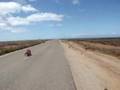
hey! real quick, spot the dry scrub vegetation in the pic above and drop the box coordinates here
[0,40,46,55]
[67,38,120,58]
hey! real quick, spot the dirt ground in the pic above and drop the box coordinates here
[72,41,120,58]
[61,41,120,90]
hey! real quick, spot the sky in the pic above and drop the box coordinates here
[0,0,120,41]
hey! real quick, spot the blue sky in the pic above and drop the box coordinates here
[0,0,120,41]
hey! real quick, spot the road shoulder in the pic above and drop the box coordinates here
[60,41,120,90]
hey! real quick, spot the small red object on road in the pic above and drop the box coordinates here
[24,49,32,56]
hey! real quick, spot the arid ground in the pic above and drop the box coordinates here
[0,40,45,55]
[62,38,120,90]
[0,39,120,90]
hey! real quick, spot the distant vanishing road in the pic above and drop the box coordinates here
[0,41,76,90]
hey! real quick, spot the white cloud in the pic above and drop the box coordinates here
[7,17,30,26]
[0,2,64,33]
[72,0,80,5]
[22,5,38,12]
[0,23,7,27]
[27,13,64,22]
[0,25,27,33]
[0,2,37,15]
[6,13,64,26]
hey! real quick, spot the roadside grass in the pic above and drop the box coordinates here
[66,38,120,59]
[76,41,120,58]
[0,40,46,56]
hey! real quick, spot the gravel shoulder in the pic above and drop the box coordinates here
[61,41,120,90]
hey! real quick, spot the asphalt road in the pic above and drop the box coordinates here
[0,41,76,90]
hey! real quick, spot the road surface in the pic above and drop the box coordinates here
[0,41,76,90]
[1,40,120,90]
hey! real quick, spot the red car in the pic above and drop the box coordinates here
[24,49,32,56]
